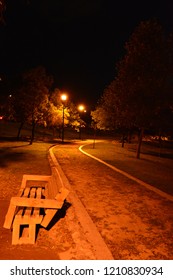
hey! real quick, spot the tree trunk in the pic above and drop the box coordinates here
[93,127,96,149]
[158,129,162,157]
[30,121,36,145]
[127,129,132,143]
[52,127,55,138]
[136,128,144,159]
[121,133,126,147]
[57,127,61,139]
[17,122,24,140]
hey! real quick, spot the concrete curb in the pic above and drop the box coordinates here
[79,144,173,203]
[48,145,114,260]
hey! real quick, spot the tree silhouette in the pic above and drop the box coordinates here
[92,19,173,157]
[14,66,53,144]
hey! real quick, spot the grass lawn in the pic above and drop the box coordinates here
[0,120,79,200]
[0,141,52,199]
[0,120,81,141]
[82,140,173,196]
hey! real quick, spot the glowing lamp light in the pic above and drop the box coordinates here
[78,105,85,112]
[61,94,67,102]
[60,93,68,143]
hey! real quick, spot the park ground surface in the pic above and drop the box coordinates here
[0,138,173,260]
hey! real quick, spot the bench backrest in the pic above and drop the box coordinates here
[47,167,64,199]
[41,167,69,228]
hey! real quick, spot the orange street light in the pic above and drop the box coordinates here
[61,94,67,102]
[78,104,86,112]
[61,93,68,143]
[78,104,86,139]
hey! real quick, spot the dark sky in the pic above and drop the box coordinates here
[1,0,173,108]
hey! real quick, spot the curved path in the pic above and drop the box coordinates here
[49,145,114,260]
[79,144,173,202]
[51,141,173,260]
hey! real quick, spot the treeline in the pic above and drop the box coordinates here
[91,19,173,158]
[1,66,83,144]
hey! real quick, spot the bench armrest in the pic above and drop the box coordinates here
[55,187,69,201]
[18,175,51,195]
[22,174,51,184]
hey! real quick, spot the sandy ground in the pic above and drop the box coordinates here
[0,140,173,260]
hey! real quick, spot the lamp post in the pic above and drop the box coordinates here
[78,104,86,139]
[61,93,67,143]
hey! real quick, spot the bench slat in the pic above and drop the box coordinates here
[16,187,31,217]
[24,188,36,216]
[33,187,42,216]
[11,196,65,209]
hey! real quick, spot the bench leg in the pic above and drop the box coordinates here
[12,220,37,245]
[41,209,58,228]
[3,203,17,229]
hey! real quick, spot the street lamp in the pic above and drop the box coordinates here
[78,105,85,112]
[61,93,67,143]
[78,104,86,139]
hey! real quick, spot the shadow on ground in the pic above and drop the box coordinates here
[45,200,71,231]
[0,147,29,168]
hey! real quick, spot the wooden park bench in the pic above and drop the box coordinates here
[3,167,69,245]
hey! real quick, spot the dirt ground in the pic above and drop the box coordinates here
[0,140,173,260]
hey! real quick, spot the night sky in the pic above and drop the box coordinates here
[1,0,173,108]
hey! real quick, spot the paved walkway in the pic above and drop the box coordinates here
[79,144,173,202]
[52,141,173,260]
[49,145,114,260]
